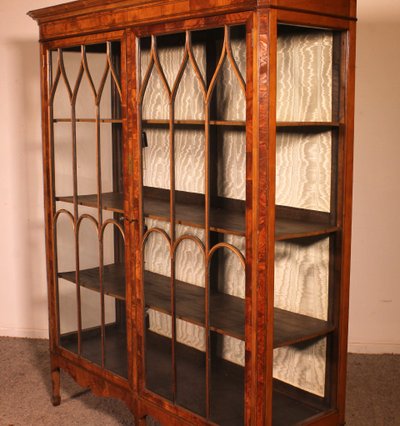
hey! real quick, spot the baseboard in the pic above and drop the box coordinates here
[0,327,48,339]
[348,341,400,354]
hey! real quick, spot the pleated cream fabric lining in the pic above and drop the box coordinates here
[276,131,332,212]
[277,30,333,122]
[140,28,333,397]
[274,29,333,396]
[274,238,329,396]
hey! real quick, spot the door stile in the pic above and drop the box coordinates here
[324,28,348,411]
[42,44,58,355]
[41,43,62,404]
[126,27,144,415]
[119,29,137,412]
[336,20,356,425]
[252,8,278,426]
[265,10,278,426]
[244,12,255,426]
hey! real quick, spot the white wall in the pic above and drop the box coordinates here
[348,0,400,353]
[0,0,61,338]
[0,1,399,353]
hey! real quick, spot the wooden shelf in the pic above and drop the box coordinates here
[56,191,337,240]
[60,327,328,424]
[56,191,245,236]
[145,331,328,425]
[142,119,245,127]
[145,330,244,423]
[274,308,334,348]
[56,192,124,214]
[276,121,341,128]
[53,118,338,128]
[144,271,244,340]
[272,388,327,426]
[53,118,123,124]
[144,193,245,236]
[60,325,127,378]
[59,263,126,300]
[276,218,338,241]
[144,270,333,346]
[143,120,340,129]
[59,265,333,346]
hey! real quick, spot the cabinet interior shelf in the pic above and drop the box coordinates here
[142,119,246,127]
[276,219,338,241]
[57,192,124,213]
[59,264,334,347]
[52,118,340,129]
[56,191,338,240]
[144,331,328,425]
[60,327,328,425]
[276,121,341,129]
[53,118,123,124]
[60,326,127,379]
[141,120,340,129]
[59,263,125,301]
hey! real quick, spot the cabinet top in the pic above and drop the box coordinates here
[28,0,356,40]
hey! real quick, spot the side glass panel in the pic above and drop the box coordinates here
[273,25,342,424]
[49,41,127,378]
[138,25,246,424]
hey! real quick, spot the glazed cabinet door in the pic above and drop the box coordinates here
[134,15,251,425]
[44,32,131,381]
[270,18,353,425]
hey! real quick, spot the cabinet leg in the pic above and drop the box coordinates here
[51,367,61,406]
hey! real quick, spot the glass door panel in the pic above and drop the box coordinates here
[138,22,247,423]
[49,40,127,378]
[273,24,343,424]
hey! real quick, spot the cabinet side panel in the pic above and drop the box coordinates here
[336,20,356,425]
[40,43,58,355]
[250,8,278,426]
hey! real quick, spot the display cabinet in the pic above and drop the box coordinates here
[29,1,356,424]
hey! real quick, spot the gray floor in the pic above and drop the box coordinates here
[0,337,399,425]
